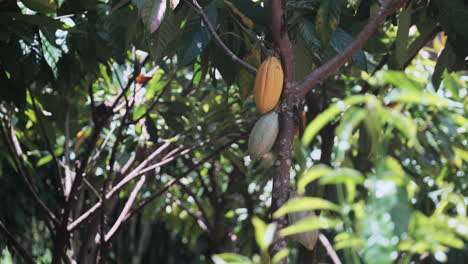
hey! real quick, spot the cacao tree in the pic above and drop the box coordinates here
[0,0,467,263]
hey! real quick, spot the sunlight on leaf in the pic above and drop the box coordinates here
[279,216,340,236]
[273,197,341,218]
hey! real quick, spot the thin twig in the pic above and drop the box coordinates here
[318,233,342,264]
[104,175,146,241]
[67,140,174,231]
[184,0,257,74]
[121,133,247,223]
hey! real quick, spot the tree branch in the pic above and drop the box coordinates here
[293,0,409,104]
[104,175,146,242]
[67,140,174,232]
[121,133,247,224]
[185,0,257,74]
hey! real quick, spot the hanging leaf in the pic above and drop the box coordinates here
[330,28,367,71]
[177,3,218,66]
[140,0,167,33]
[20,0,57,13]
[273,197,341,218]
[315,0,341,45]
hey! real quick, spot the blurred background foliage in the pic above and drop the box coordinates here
[0,0,467,263]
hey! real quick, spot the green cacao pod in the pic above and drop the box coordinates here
[248,112,279,160]
[254,56,284,113]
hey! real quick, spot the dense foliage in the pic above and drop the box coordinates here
[0,0,467,263]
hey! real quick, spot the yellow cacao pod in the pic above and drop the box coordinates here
[254,56,284,113]
[288,203,318,251]
[248,112,279,160]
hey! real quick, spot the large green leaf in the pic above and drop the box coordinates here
[176,3,218,66]
[302,95,371,145]
[273,197,341,218]
[279,216,340,236]
[330,28,367,71]
[20,0,57,13]
[315,0,342,45]
[140,0,167,33]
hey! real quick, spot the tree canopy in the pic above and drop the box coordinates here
[0,0,467,263]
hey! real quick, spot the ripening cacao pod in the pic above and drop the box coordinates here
[288,209,319,250]
[254,56,284,113]
[248,112,279,160]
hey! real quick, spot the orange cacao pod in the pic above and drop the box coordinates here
[254,56,284,113]
[248,112,279,160]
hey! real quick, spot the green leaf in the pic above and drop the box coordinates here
[335,107,366,163]
[297,166,332,195]
[302,95,371,145]
[383,71,423,92]
[40,30,62,78]
[145,69,165,99]
[273,197,341,218]
[386,109,423,151]
[36,154,53,167]
[140,0,167,33]
[393,5,412,69]
[385,90,456,108]
[315,0,341,45]
[20,0,57,13]
[279,216,340,236]
[148,6,181,60]
[272,249,290,264]
[442,70,461,99]
[334,232,365,250]
[3,13,64,28]
[133,104,148,120]
[252,217,276,252]
[212,253,253,264]
[177,3,218,66]
[297,18,321,55]
[331,28,367,71]
[320,168,364,185]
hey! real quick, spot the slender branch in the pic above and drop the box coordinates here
[293,0,409,103]
[0,220,35,264]
[270,0,296,260]
[67,140,173,231]
[185,0,257,74]
[104,175,146,241]
[318,233,342,264]
[122,134,247,223]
